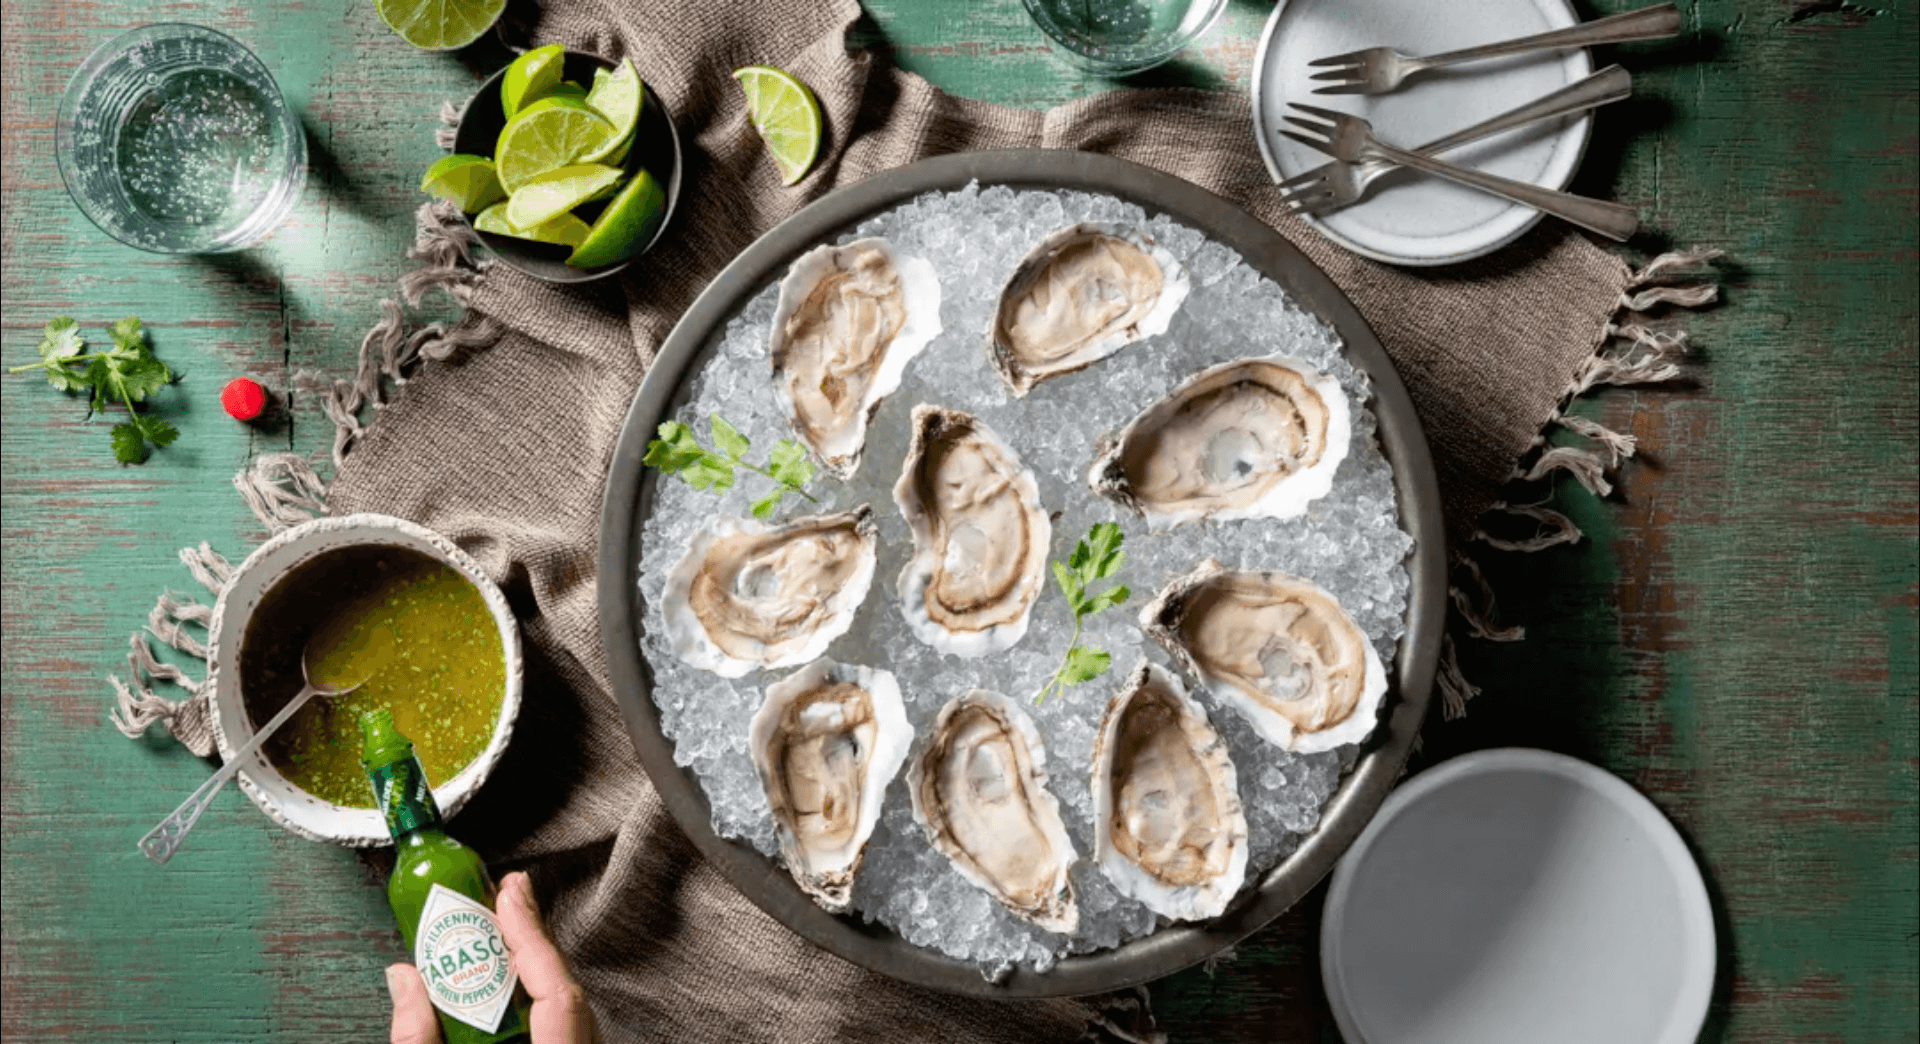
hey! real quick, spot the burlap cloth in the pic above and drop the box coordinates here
[109,0,1718,1039]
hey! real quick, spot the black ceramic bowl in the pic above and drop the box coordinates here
[598,151,1447,998]
[454,51,683,284]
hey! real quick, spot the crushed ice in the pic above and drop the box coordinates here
[635,185,1414,975]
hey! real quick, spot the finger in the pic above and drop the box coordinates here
[385,964,443,1044]
[496,873,599,1044]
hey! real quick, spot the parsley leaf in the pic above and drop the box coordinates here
[1036,522,1130,703]
[10,315,179,464]
[644,413,819,517]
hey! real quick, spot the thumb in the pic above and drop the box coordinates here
[385,963,443,1044]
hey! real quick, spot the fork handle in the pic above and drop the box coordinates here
[1417,65,1632,157]
[1422,4,1682,69]
[1364,139,1639,241]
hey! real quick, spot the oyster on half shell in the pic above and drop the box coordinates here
[750,658,913,912]
[659,507,878,678]
[1140,559,1387,754]
[893,405,1051,657]
[1089,355,1350,529]
[988,223,1190,397]
[1091,661,1248,922]
[770,238,943,479]
[908,689,1079,934]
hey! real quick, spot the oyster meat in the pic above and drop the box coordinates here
[1091,661,1248,922]
[1088,355,1350,529]
[908,689,1079,934]
[1140,559,1386,754]
[750,658,913,912]
[770,237,943,479]
[659,507,878,678]
[989,223,1190,397]
[893,405,1051,657]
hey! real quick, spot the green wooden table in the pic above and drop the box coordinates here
[3,2,1914,1041]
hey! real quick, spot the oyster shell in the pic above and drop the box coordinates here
[908,689,1079,934]
[770,237,943,479]
[1091,661,1248,922]
[659,507,878,678]
[1140,559,1386,754]
[1088,355,1351,529]
[750,658,913,912]
[893,405,1051,657]
[988,223,1190,397]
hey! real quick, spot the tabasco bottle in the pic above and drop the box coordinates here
[361,710,531,1044]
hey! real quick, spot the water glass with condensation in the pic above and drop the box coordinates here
[1022,0,1228,75]
[57,24,307,254]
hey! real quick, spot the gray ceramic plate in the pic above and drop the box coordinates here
[596,150,1445,998]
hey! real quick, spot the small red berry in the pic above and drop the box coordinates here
[221,377,268,422]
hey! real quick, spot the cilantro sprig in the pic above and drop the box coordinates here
[1035,521,1130,703]
[9,317,179,464]
[644,414,818,519]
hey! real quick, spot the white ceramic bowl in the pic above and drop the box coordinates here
[205,514,523,847]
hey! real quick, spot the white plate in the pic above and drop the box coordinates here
[1251,0,1594,266]
[1321,748,1716,1044]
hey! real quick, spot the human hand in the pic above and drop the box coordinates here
[386,871,599,1044]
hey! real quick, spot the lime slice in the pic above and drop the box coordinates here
[419,154,506,213]
[732,65,822,186]
[473,202,591,247]
[568,168,666,268]
[374,0,507,51]
[579,59,645,165]
[495,96,614,193]
[501,44,565,118]
[505,164,624,230]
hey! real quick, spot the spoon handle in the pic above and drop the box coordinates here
[138,685,319,864]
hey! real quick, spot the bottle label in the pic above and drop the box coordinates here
[414,883,518,1033]
[369,755,442,836]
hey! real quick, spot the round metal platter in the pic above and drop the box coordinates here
[596,149,1446,998]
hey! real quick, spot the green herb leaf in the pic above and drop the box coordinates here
[750,488,785,520]
[115,355,172,403]
[1058,646,1110,686]
[1081,583,1129,616]
[1051,560,1084,611]
[108,316,145,351]
[138,416,179,447]
[1080,521,1126,581]
[109,423,147,464]
[710,414,750,461]
[39,318,84,361]
[642,414,818,517]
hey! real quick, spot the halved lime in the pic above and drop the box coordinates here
[505,164,624,230]
[419,154,506,213]
[579,59,645,165]
[374,0,507,51]
[501,44,566,118]
[567,168,666,268]
[473,203,591,247]
[495,96,614,193]
[733,65,822,186]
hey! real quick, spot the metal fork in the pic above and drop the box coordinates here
[1281,104,1639,240]
[1276,65,1631,217]
[1308,4,1681,96]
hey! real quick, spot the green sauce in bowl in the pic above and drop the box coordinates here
[240,545,505,808]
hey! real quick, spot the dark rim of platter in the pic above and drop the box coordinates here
[596,149,1446,999]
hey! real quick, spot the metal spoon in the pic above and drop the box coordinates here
[139,624,384,864]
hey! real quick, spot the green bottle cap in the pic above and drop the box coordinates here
[359,708,410,769]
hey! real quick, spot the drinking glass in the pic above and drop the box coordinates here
[57,24,307,254]
[1021,0,1228,75]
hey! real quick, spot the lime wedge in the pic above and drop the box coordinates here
[505,164,624,230]
[732,65,822,186]
[579,60,645,165]
[495,96,614,193]
[419,154,506,213]
[374,0,506,51]
[473,203,591,247]
[501,44,565,118]
[568,168,667,268]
